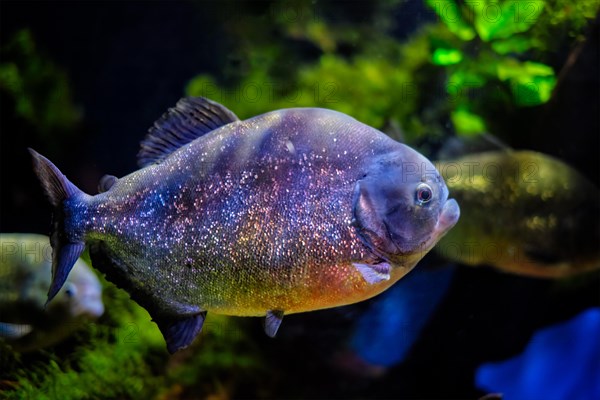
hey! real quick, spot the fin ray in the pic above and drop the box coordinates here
[47,242,86,303]
[29,149,86,303]
[353,262,391,284]
[29,149,79,207]
[264,310,284,337]
[154,312,207,354]
[137,97,239,167]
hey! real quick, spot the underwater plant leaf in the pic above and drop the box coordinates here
[510,74,557,106]
[0,63,21,93]
[451,108,487,136]
[495,59,556,105]
[305,21,337,53]
[491,35,537,54]
[496,58,525,80]
[432,48,463,65]
[496,59,554,80]
[0,30,81,135]
[469,0,545,42]
[448,70,486,89]
[522,61,555,77]
[425,0,476,41]
[446,70,486,105]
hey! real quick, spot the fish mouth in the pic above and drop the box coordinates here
[435,198,460,237]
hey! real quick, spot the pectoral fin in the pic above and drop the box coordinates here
[264,310,284,338]
[353,262,391,284]
[154,312,207,354]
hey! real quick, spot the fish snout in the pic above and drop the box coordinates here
[81,295,105,318]
[71,284,105,319]
[436,198,460,236]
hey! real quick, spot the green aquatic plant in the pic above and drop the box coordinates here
[187,0,597,145]
[187,26,435,143]
[426,0,554,135]
[157,315,266,399]
[424,0,599,136]
[186,0,442,143]
[2,274,166,399]
[2,260,264,400]
[529,0,600,45]
[0,29,81,137]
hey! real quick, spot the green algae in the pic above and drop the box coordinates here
[1,255,265,400]
[0,30,81,138]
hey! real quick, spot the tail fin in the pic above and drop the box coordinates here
[29,149,86,303]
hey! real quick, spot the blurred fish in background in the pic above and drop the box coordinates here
[0,234,104,352]
[435,150,600,278]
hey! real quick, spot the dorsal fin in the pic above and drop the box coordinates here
[137,97,239,167]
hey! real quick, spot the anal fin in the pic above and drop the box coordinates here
[353,262,391,284]
[154,312,207,354]
[264,310,284,338]
[89,241,206,354]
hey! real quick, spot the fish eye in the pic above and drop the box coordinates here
[415,183,433,206]
[64,284,77,298]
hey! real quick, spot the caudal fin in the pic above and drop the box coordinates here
[29,148,86,303]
